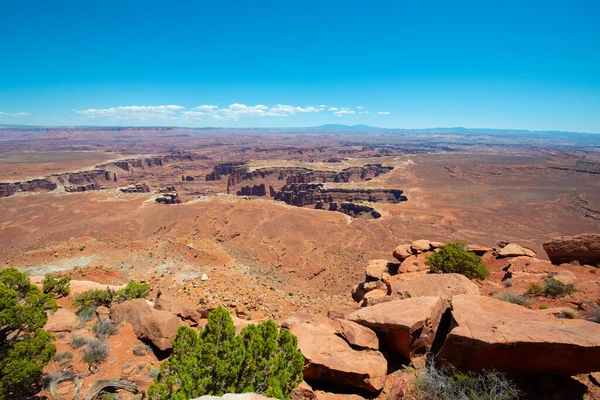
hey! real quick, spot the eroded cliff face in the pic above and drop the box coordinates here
[274,183,407,207]
[99,154,196,171]
[0,154,199,198]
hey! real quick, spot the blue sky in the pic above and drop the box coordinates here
[1,1,599,132]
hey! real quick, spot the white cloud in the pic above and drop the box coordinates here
[333,109,356,117]
[0,111,30,117]
[377,111,390,115]
[76,105,184,119]
[75,103,374,121]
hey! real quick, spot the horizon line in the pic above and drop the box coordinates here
[1,123,599,135]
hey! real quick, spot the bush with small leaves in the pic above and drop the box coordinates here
[526,283,543,295]
[416,364,521,400]
[82,339,109,367]
[42,275,71,298]
[72,336,87,349]
[133,345,147,357]
[426,242,489,280]
[494,292,530,306]
[77,305,97,322]
[543,279,577,298]
[147,367,160,378]
[117,280,150,302]
[92,319,119,338]
[558,308,578,319]
[74,289,115,309]
[539,304,549,310]
[588,307,600,324]
[503,279,512,288]
[52,352,73,362]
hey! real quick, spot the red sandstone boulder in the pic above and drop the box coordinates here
[436,295,600,376]
[154,292,201,326]
[333,319,379,350]
[543,234,600,266]
[392,244,413,261]
[44,308,78,332]
[285,314,388,392]
[111,298,182,351]
[399,253,429,273]
[291,381,316,400]
[497,243,536,258]
[348,297,449,360]
[411,240,432,252]
[389,273,479,299]
[95,306,110,320]
[365,259,389,280]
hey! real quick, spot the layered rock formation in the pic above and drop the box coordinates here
[155,191,181,204]
[236,184,267,196]
[120,183,151,193]
[274,183,406,207]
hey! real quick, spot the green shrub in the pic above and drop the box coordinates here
[118,280,150,302]
[73,280,149,310]
[588,307,600,324]
[73,289,115,309]
[539,304,548,310]
[543,279,576,298]
[147,307,304,400]
[52,352,73,362]
[77,305,97,322]
[526,283,543,295]
[426,242,489,280]
[92,319,119,338]
[0,268,58,399]
[416,364,521,400]
[558,308,578,319]
[82,339,109,366]
[72,336,87,349]
[42,275,71,298]
[494,292,530,306]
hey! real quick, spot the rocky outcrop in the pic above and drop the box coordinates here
[333,319,379,350]
[120,183,150,193]
[389,273,480,299]
[497,243,536,258]
[543,233,600,265]
[64,183,99,192]
[436,295,600,376]
[0,178,58,198]
[275,183,406,207]
[237,184,267,196]
[348,297,450,360]
[285,314,388,392]
[44,308,78,332]
[110,299,182,351]
[155,192,181,204]
[154,292,202,326]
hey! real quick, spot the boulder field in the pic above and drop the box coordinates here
[41,234,600,398]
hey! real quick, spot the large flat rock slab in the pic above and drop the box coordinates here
[389,273,479,299]
[286,316,387,392]
[347,297,449,360]
[436,295,600,376]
